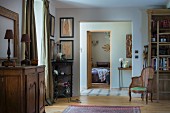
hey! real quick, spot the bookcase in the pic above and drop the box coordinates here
[52,60,73,101]
[147,9,170,100]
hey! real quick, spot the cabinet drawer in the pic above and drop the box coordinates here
[25,68,36,75]
[4,70,22,75]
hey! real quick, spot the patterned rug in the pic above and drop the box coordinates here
[62,105,141,113]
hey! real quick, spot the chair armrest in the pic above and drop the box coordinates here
[129,76,142,88]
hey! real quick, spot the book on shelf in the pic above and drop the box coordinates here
[152,57,157,70]
[151,57,170,70]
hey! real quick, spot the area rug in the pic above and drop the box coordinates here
[62,105,141,113]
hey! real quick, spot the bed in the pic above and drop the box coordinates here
[92,62,110,84]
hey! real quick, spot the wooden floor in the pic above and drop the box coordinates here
[45,95,170,113]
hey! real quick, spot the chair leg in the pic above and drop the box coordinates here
[146,92,148,104]
[141,93,144,100]
[129,90,131,101]
[150,92,153,102]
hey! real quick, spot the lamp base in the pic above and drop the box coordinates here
[21,59,31,66]
[2,60,16,67]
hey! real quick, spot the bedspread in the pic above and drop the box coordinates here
[92,68,109,82]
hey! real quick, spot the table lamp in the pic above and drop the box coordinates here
[119,58,124,68]
[3,29,16,67]
[21,34,31,66]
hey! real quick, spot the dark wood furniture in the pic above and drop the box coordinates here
[52,60,73,101]
[0,66,45,113]
[129,67,154,104]
[118,67,132,89]
[147,9,170,100]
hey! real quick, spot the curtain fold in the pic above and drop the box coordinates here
[26,0,38,60]
[42,0,53,102]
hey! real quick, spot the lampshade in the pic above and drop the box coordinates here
[4,29,13,39]
[21,34,31,42]
[119,58,124,62]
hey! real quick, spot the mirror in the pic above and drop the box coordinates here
[0,6,19,63]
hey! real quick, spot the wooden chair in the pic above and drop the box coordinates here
[129,66,154,104]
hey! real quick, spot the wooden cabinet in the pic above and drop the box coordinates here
[52,60,73,100]
[147,9,170,100]
[0,66,45,113]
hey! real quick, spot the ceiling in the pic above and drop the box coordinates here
[50,0,169,9]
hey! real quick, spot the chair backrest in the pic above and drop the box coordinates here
[141,67,154,87]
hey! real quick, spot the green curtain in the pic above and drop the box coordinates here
[42,0,53,103]
[26,0,38,60]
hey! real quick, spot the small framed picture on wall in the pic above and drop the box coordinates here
[50,14,55,37]
[50,39,55,59]
[60,17,74,38]
[60,40,74,60]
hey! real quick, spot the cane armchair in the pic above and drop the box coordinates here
[129,66,154,104]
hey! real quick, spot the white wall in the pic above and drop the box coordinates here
[80,22,132,90]
[0,0,23,61]
[56,8,148,96]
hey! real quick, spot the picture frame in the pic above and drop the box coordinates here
[126,34,132,58]
[50,14,55,37]
[50,39,55,59]
[60,40,74,60]
[60,17,74,38]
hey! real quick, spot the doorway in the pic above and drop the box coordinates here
[87,31,110,89]
[80,22,132,93]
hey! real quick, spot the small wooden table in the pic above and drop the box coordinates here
[118,67,132,90]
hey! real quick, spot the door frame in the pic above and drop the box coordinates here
[87,30,111,89]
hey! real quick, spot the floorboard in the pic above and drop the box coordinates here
[45,88,170,113]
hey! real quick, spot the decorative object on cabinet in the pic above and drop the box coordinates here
[126,34,132,58]
[2,29,16,67]
[147,9,170,101]
[50,14,55,37]
[60,17,74,38]
[60,40,74,60]
[0,66,45,113]
[0,6,19,63]
[21,34,31,66]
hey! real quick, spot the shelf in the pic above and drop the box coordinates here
[159,32,170,35]
[58,74,72,76]
[52,60,73,99]
[159,43,170,45]
[159,55,170,57]
[159,91,170,94]
[158,70,170,73]
[159,79,170,81]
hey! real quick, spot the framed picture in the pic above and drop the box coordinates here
[50,39,55,59]
[126,34,132,58]
[60,40,74,60]
[50,14,55,37]
[60,17,74,38]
